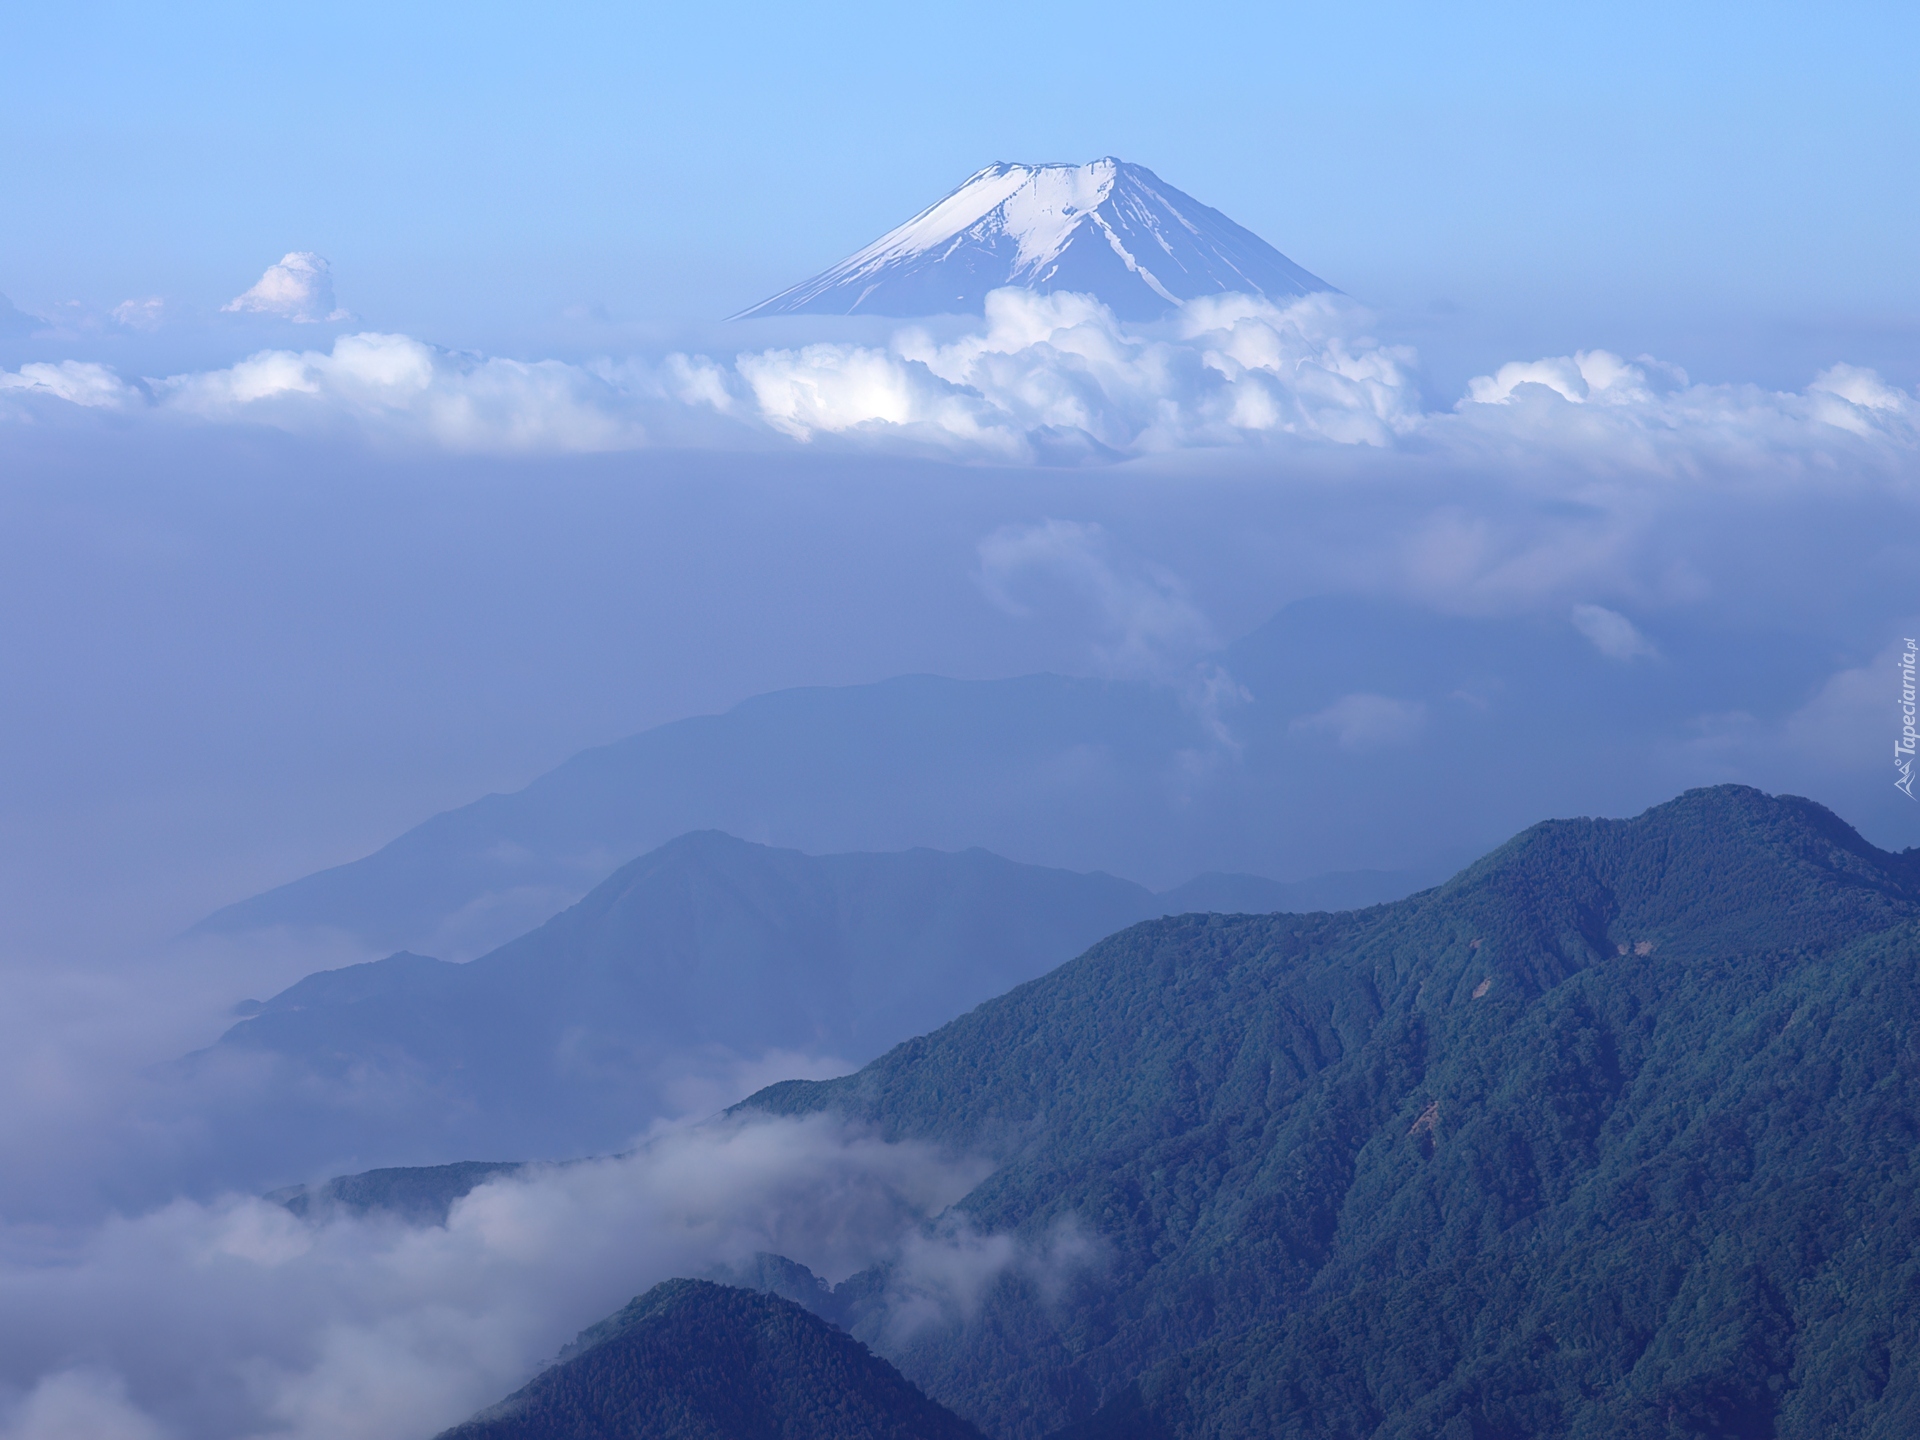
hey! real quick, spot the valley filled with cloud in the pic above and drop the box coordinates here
[0,1114,1005,1440]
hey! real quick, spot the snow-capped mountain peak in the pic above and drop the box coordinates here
[733,158,1334,321]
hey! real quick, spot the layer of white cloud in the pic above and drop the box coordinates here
[1452,352,1917,484]
[735,290,1422,457]
[157,333,646,452]
[3,290,1917,476]
[222,253,349,324]
[0,361,139,409]
[0,1112,1000,1440]
[1466,349,1687,406]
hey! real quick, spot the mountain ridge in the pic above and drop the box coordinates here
[191,673,1211,959]
[733,785,1920,1438]
[266,786,1920,1436]
[189,596,1854,966]
[199,829,1423,1183]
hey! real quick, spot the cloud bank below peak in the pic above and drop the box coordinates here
[1,288,1915,477]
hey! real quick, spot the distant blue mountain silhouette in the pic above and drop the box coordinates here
[196,595,1842,967]
[192,830,1417,1181]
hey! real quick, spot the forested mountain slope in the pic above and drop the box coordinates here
[435,1280,983,1440]
[267,1160,523,1226]
[745,786,1920,1439]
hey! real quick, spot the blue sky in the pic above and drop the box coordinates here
[4,1,1915,382]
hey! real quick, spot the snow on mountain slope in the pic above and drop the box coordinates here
[733,158,1335,321]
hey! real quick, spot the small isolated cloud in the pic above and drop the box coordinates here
[111,298,165,332]
[223,252,349,324]
[1571,603,1658,661]
[977,518,1217,679]
[1291,693,1427,752]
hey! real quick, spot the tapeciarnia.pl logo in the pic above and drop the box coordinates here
[1898,638,1917,799]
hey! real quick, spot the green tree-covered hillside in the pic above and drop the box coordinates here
[435,1279,984,1440]
[746,786,1920,1439]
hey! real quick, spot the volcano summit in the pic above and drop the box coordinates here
[732,157,1334,321]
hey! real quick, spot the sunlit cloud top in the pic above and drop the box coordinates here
[1,289,1915,479]
[222,252,350,325]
